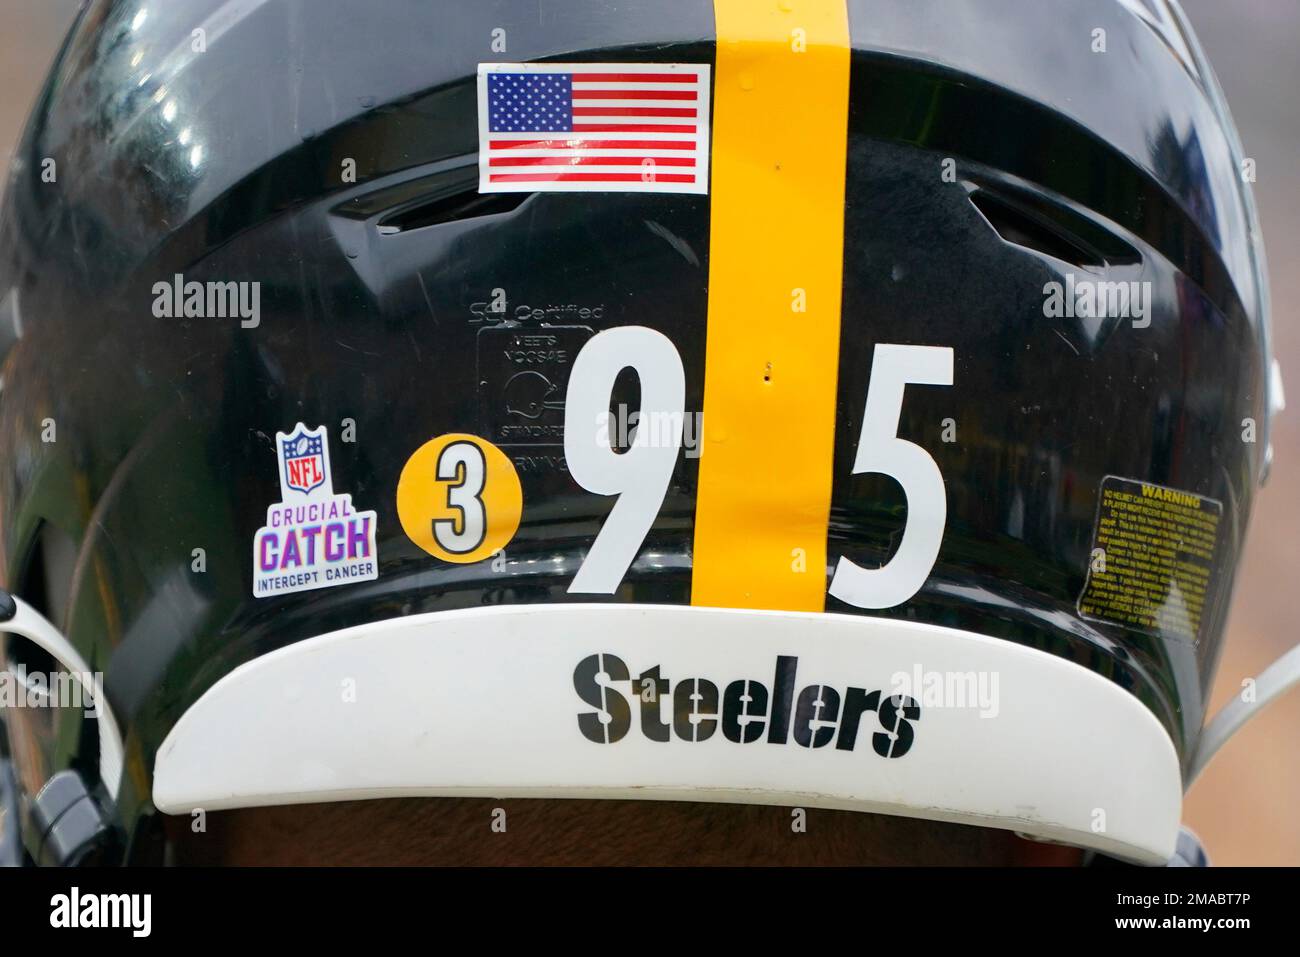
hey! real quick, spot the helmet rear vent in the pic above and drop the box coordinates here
[967,185,1140,269]
[377,189,529,234]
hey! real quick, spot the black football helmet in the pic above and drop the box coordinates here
[0,0,1291,866]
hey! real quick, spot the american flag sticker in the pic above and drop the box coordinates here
[476,62,712,195]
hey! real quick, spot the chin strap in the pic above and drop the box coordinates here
[1187,643,1300,788]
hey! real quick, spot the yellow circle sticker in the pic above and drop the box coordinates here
[396,433,523,564]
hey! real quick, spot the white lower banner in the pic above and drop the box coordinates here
[154,603,1181,864]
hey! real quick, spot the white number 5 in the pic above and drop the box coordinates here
[829,344,954,609]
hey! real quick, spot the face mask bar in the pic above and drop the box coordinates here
[0,591,124,866]
[0,592,123,801]
[1188,643,1300,787]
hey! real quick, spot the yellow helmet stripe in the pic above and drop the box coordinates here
[692,0,852,611]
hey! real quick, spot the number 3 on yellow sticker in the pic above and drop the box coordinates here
[397,434,523,564]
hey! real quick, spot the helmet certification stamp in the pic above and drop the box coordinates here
[397,434,523,564]
[477,324,593,448]
[252,424,379,598]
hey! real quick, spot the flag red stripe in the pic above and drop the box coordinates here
[571,123,695,133]
[572,107,697,117]
[489,173,695,183]
[489,139,697,150]
[570,73,699,83]
[490,156,696,167]
[571,90,697,101]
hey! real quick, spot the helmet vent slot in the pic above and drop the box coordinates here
[967,186,1140,269]
[377,189,529,234]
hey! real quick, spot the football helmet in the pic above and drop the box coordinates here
[0,0,1292,866]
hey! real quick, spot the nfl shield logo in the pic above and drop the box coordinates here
[279,426,328,495]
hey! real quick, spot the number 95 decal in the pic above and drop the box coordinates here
[399,328,952,610]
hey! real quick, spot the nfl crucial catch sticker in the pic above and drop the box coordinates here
[252,424,378,598]
[476,62,711,195]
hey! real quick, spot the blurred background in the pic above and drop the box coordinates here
[1176,0,1300,867]
[0,0,1295,865]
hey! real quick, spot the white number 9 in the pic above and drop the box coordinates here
[564,326,685,593]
